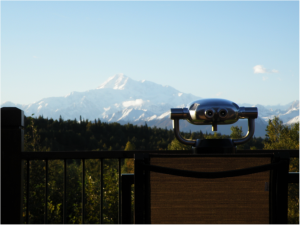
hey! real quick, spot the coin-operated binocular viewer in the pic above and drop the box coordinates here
[170,99,258,153]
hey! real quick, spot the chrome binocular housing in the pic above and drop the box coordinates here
[170,99,258,147]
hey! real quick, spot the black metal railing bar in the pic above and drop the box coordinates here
[64,159,67,224]
[118,158,122,224]
[20,149,299,160]
[100,158,103,224]
[45,159,48,224]
[26,160,29,224]
[82,159,85,224]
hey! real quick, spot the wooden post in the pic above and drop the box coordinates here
[1,107,24,224]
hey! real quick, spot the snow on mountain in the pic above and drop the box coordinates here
[280,107,299,124]
[253,100,299,124]
[97,73,131,90]
[286,116,299,125]
[253,104,283,122]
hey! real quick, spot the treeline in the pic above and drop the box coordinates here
[25,115,174,151]
[24,115,271,151]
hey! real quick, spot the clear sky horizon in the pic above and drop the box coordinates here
[1,1,299,106]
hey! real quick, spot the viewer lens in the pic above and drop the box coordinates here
[219,109,227,118]
[205,109,214,118]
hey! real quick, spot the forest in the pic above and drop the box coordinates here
[24,115,269,152]
[23,115,299,224]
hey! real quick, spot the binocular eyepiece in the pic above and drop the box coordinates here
[204,108,227,119]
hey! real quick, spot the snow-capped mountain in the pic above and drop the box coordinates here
[2,74,199,122]
[2,74,299,137]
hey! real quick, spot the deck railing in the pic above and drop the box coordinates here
[1,107,299,224]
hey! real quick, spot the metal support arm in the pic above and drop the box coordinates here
[232,118,255,145]
[173,118,255,147]
[172,119,196,146]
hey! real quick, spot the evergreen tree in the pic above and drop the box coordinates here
[167,138,191,150]
[230,126,243,139]
[264,117,299,150]
[124,141,136,151]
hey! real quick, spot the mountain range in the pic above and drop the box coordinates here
[2,74,299,137]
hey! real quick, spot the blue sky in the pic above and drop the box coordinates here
[1,1,299,106]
